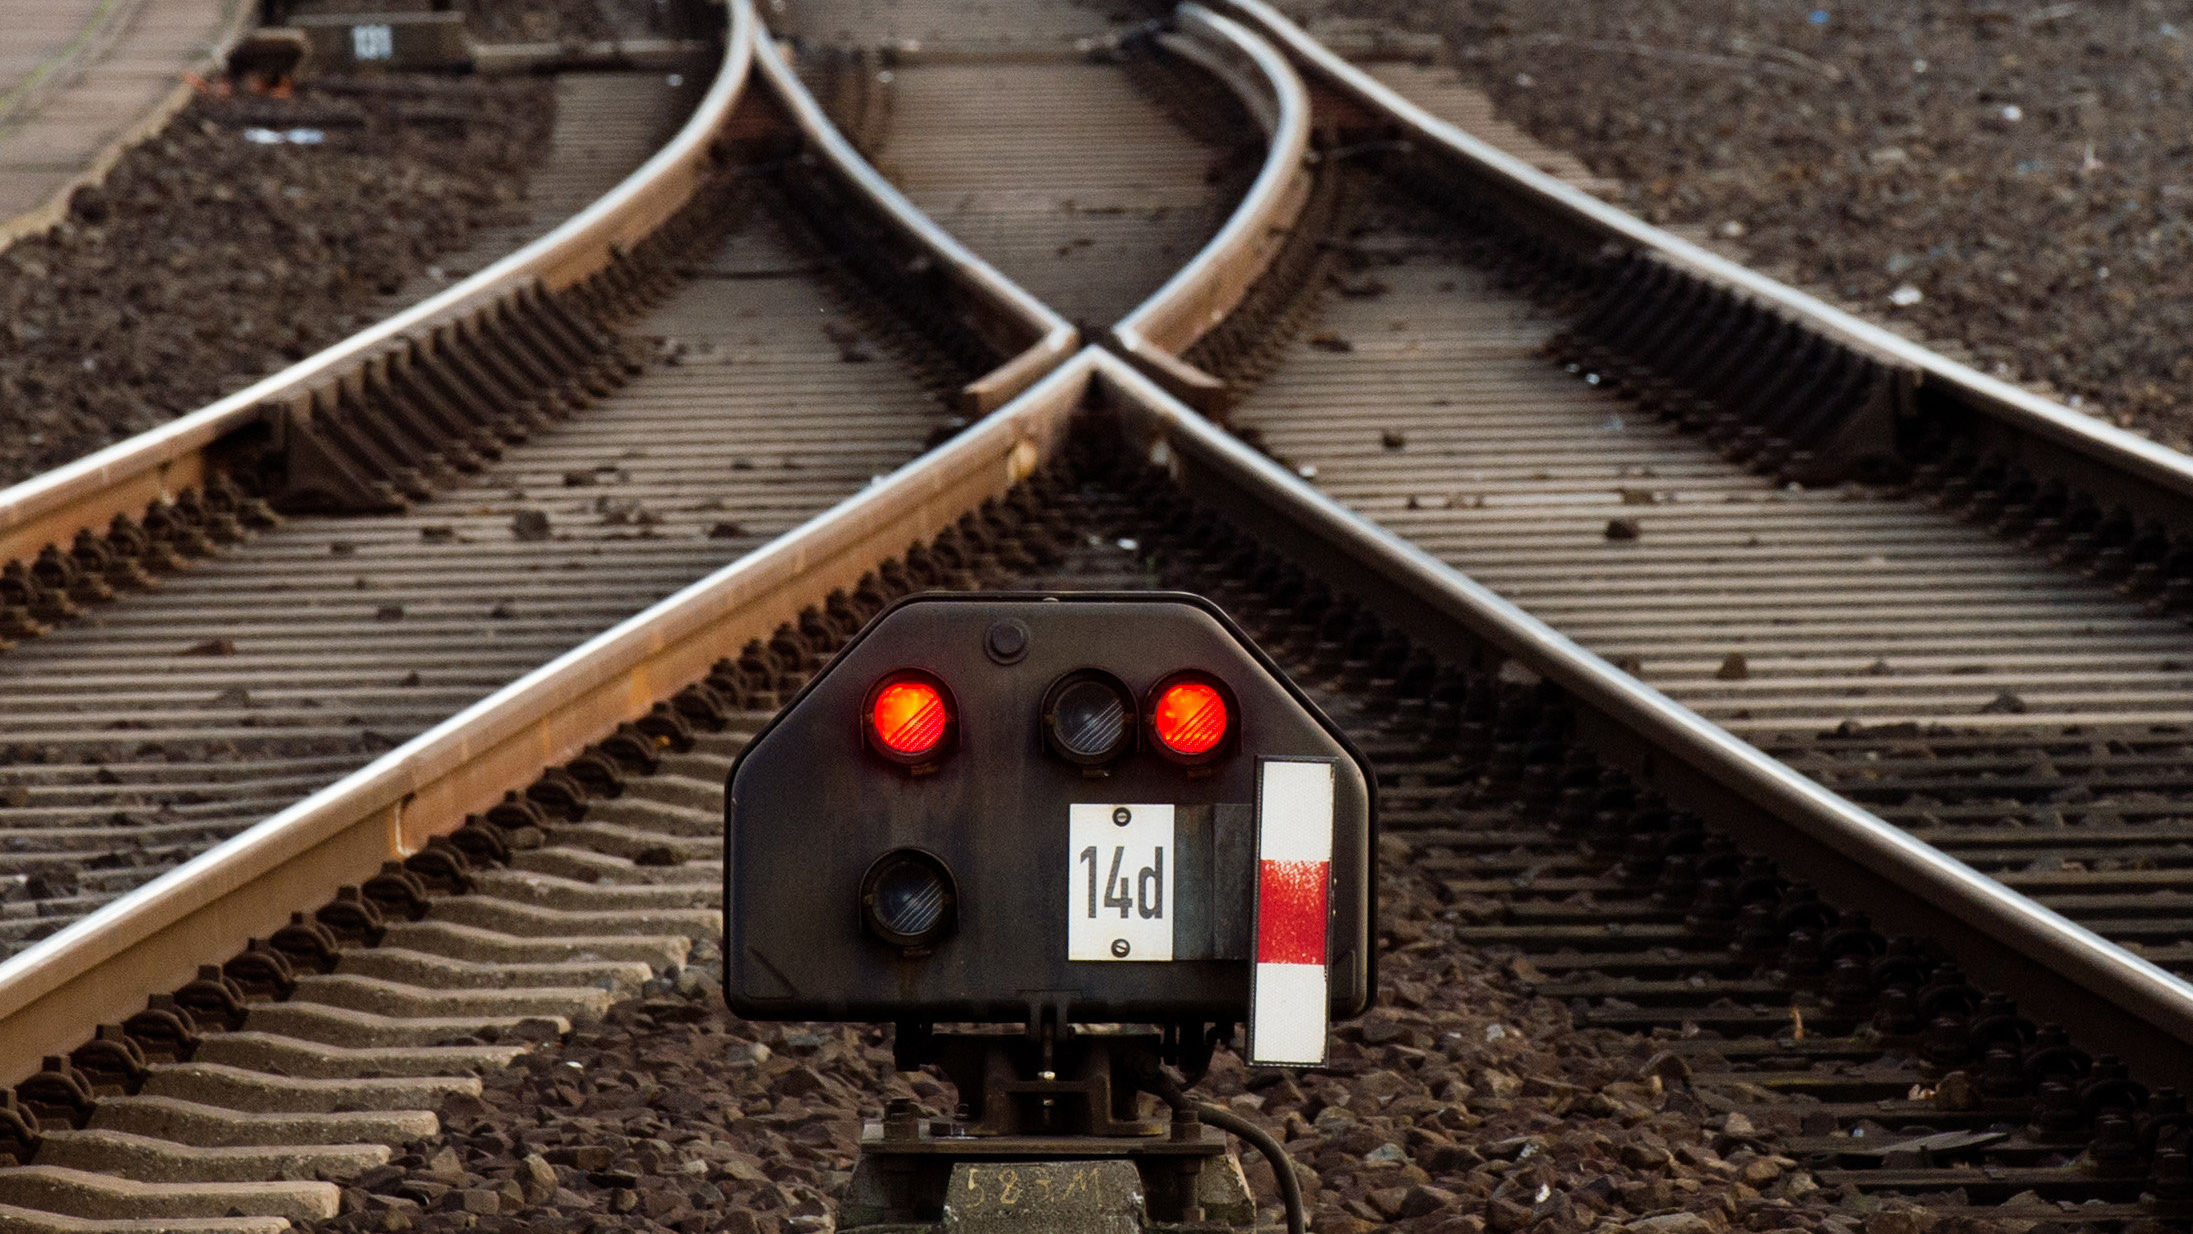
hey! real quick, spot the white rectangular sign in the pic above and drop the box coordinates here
[1067,803,1175,962]
[1249,758,1336,1067]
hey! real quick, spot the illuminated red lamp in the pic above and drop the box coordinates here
[865,672,955,766]
[1147,672,1234,765]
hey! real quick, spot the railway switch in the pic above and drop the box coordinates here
[726,593,1375,1230]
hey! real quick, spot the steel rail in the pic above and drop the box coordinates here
[1216,0,2193,534]
[0,4,750,569]
[17,350,2193,1091]
[1107,3,1311,412]
[1084,345,2193,1088]
[1121,2,2193,1075]
[0,4,1076,1085]
[14,0,2186,1110]
[749,24,1077,413]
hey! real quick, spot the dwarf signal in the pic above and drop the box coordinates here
[725,593,1374,1067]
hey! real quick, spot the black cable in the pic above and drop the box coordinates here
[1197,1101,1308,1234]
[1143,1060,1308,1234]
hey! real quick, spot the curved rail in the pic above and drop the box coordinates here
[1107,3,1311,412]
[1219,0,2193,531]
[1095,0,2193,1077]
[16,0,2188,1114]
[749,24,1077,413]
[0,2,1082,1084]
[0,2,757,568]
[1081,346,2193,1086]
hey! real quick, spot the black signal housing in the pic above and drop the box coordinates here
[724,593,1375,1028]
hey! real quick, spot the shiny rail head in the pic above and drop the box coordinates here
[723,593,1373,1062]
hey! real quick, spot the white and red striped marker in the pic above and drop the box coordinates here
[1248,758,1336,1067]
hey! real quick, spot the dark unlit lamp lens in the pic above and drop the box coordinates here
[861,849,956,949]
[1047,675,1132,764]
[872,863,946,935]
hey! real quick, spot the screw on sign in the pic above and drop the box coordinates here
[723,595,1373,1230]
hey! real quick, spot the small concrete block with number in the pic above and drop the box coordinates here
[942,1161,1143,1234]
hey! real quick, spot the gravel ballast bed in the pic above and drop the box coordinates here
[1307,0,2193,449]
[300,841,1875,1234]
[0,77,552,488]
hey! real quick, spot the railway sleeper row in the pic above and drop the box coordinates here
[1368,144,2193,671]
[1458,189,2193,959]
[0,422,2182,1230]
[0,476,279,651]
[1090,437,2193,1228]
[1143,88,2193,995]
[0,99,723,661]
[1450,179,2193,667]
[228,178,733,518]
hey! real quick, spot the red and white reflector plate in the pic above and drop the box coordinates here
[1248,757,1336,1067]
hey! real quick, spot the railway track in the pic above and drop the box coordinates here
[0,60,708,955]
[0,0,1285,956]
[1141,2,2193,1002]
[3,2,2193,1232]
[1,343,2183,1231]
[783,0,1263,335]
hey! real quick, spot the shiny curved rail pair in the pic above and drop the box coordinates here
[0,0,1096,1081]
[1108,2,2193,1083]
[753,24,1074,412]
[1215,0,2193,535]
[20,0,2193,1117]
[1106,2,1311,412]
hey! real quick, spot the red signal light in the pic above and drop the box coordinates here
[1150,675,1231,760]
[866,674,953,763]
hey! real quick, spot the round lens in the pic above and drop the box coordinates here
[872,860,946,936]
[861,849,957,949]
[1153,679,1229,756]
[872,681,948,756]
[1053,678,1129,758]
